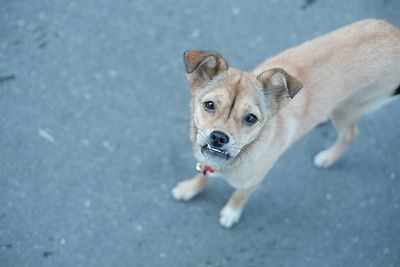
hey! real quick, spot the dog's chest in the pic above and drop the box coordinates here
[216,168,261,189]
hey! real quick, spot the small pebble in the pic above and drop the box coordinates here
[102,141,114,151]
[232,7,240,15]
[102,141,110,147]
[84,199,91,208]
[190,29,200,39]
[108,70,117,77]
[84,93,92,101]
[43,251,54,258]
[82,139,90,146]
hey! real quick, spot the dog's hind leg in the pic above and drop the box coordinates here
[314,104,360,168]
[313,88,395,168]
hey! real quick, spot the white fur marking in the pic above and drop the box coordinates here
[171,180,199,201]
[219,205,242,228]
[314,150,334,168]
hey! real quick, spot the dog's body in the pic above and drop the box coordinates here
[172,19,400,228]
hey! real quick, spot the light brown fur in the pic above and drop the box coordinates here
[172,19,400,228]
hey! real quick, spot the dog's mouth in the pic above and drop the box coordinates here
[201,144,231,159]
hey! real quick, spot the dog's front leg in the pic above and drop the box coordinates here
[219,184,258,228]
[172,173,209,201]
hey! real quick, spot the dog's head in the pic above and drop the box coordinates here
[184,50,302,169]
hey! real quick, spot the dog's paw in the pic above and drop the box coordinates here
[219,205,242,228]
[171,180,199,201]
[313,150,335,168]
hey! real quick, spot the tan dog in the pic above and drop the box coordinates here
[172,19,400,228]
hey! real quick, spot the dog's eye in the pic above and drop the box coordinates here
[244,114,258,125]
[203,101,215,112]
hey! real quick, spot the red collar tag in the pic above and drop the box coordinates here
[196,162,216,175]
[204,165,215,174]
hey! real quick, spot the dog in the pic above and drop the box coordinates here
[171,19,400,228]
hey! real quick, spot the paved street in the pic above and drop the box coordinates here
[1,0,399,266]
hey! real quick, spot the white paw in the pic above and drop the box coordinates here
[313,150,334,168]
[171,180,199,201]
[219,205,242,228]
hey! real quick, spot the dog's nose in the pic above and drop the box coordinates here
[210,130,229,147]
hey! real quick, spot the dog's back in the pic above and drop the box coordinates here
[255,19,400,167]
[256,21,398,122]
[255,19,400,103]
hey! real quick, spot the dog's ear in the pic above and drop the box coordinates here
[257,68,303,99]
[183,50,229,89]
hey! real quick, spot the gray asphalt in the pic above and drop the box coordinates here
[1,1,400,267]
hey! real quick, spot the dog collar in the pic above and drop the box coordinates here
[196,162,215,175]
